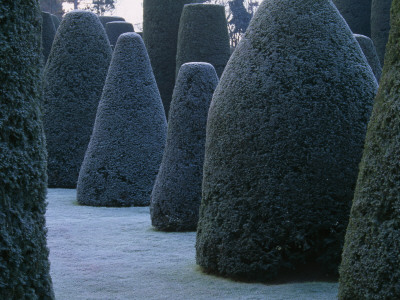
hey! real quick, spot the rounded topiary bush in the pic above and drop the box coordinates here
[150,62,219,231]
[98,15,125,28]
[196,0,378,282]
[176,4,230,77]
[0,1,54,298]
[371,0,392,65]
[143,0,203,118]
[77,33,167,207]
[339,1,400,298]
[332,0,371,37]
[51,14,60,29]
[354,34,382,81]
[42,11,56,62]
[43,10,112,188]
[105,21,134,48]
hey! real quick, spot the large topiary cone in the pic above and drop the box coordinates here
[354,34,382,81]
[0,1,54,298]
[105,21,135,48]
[42,11,56,62]
[77,33,167,207]
[43,10,112,188]
[332,0,371,37]
[371,0,393,65]
[339,1,400,298]
[176,4,230,77]
[196,0,378,281]
[143,0,204,118]
[150,62,219,231]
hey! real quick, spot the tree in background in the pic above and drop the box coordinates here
[206,0,259,47]
[41,0,116,16]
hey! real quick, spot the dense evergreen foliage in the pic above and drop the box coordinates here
[371,0,392,65]
[339,1,400,298]
[0,0,54,298]
[176,4,230,77]
[196,0,377,281]
[43,10,112,187]
[42,11,56,62]
[105,21,134,48]
[98,15,125,28]
[332,0,371,37]
[354,34,382,81]
[143,0,204,117]
[150,62,218,231]
[77,33,167,207]
[51,14,60,29]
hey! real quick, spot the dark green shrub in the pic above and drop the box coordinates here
[371,0,392,65]
[143,0,204,117]
[77,33,167,207]
[51,14,60,30]
[339,1,400,298]
[98,15,125,28]
[332,0,371,37]
[196,0,378,281]
[150,62,218,231]
[105,21,134,48]
[176,4,230,78]
[354,34,382,81]
[42,11,56,62]
[43,10,112,188]
[0,0,54,298]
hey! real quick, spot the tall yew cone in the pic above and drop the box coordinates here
[354,34,382,81]
[332,0,371,37]
[77,33,167,207]
[43,10,112,188]
[0,0,54,298]
[339,0,400,298]
[196,0,378,281]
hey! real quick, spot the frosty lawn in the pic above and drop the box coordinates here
[47,189,338,299]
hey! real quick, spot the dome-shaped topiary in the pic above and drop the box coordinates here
[143,0,204,118]
[354,34,382,81]
[51,14,60,30]
[176,4,230,78]
[42,11,56,62]
[150,62,219,231]
[332,0,371,37]
[43,10,112,188]
[77,33,167,207]
[196,0,378,282]
[105,21,134,48]
[98,15,125,28]
[339,1,400,298]
[371,0,392,65]
[0,1,54,298]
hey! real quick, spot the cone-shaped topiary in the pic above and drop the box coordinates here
[150,62,219,231]
[42,11,56,62]
[43,10,112,188]
[176,4,230,78]
[354,34,382,81]
[143,0,204,118]
[196,0,378,282]
[77,33,167,207]
[371,0,392,65]
[339,1,400,298]
[98,15,125,28]
[51,14,60,30]
[0,1,54,298]
[332,0,371,37]
[105,21,134,48]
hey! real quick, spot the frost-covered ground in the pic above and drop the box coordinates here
[46,189,338,300]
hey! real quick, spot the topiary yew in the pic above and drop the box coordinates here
[0,0,54,298]
[354,34,382,81]
[339,1,400,298]
[371,0,393,65]
[43,10,112,188]
[150,62,218,231]
[51,14,60,29]
[332,0,371,37]
[143,0,204,118]
[196,0,378,282]
[77,33,167,207]
[41,11,56,62]
[105,21,134,48]
[176,4,230,77]
[98,15,125,28]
